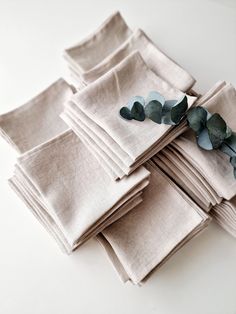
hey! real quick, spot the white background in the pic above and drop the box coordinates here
[0,1,236,313]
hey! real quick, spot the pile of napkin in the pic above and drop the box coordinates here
[61,52,196,180]
[64,12,195,92]
[9,130,149,253]
[0,11,234,285]
[97,161,210,284]
[0,79,74,153]
[155,81,236,235]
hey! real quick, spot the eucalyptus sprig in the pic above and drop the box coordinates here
[187,106,236,179]
[119,91,188,125]
[119,91,236,179]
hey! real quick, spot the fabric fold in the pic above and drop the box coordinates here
[9,130,150,253]
[61,52,196,180]
[97,162,210,284]
[0,78,74,153]
[155,81,236,237]
[63,12,195,92]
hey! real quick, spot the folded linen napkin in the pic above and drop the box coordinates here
[81,28,196,92]
[155,81,236,237]
[63,11,132,87]
[62,52,196,180]
[64,12,195,92]
[0,78,74,153]
[211,196,236,238]
[9,130,150,253]
[97,161,210,284]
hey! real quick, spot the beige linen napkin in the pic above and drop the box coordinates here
[172,82,236,201]
[63,11,132,86]
[63,12,195,92]
[81,28,195,92]
[9,130,150,253]
[155,81,236,237]
[211,196,236,238]
[156,81,236,206]
[0,78,74,153]
[97,161,210,284]
[62,52,196,180]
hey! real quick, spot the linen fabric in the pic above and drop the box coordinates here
[62,52,196,180]
[0,78,74,153]
[97,161,210,284]
[9,130,150,253]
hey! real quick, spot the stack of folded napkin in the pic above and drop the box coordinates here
[9,130,149,253]
[155,81,236,235]
[61,52,196,180]
[0,78,150,253]
[0,78,74,153]
[97,161,210,284]
[63,11,195,92]
[0,10,234,285]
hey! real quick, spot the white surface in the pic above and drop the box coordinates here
[0,0,236,313]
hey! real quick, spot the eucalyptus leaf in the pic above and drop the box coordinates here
[206,113,227,148]
[219,143,236,157]
[234,168,236,179]
[224,132,236,153]
[197,128,213,150]
[145,100,162,124]
[162,100,177,125]
[187,106,208,134]
[146,91,165,106]
[131,101,145,121]
[127,96,145,110]
[120,107,133,120]
[171,95,188,124]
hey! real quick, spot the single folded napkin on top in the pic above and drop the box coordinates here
[9,130,150,253]
[64,12,195,92]
[155,81,236,236]
[61,51,196,180]
[0,78,74,153]
[97,161,210,284]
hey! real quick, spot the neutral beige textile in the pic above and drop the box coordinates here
[0,78,74,153]
[9,130,150,253]
[155,81,236,237]
[62,52,196,180]
[211,196,236,238]
[169,82,236,200]
[64,12,195,92]
[63,11,132,84]
[97,162,210,284]
[81,28,195,92]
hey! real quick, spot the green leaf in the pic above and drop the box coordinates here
[146,91,165,106]
[234,168,236,179]
[161,95,188,125]
[127,96,145,110]
[125,96,146,122]
[220,143,236,157]
[171,95,188,124]
[120,107,133,120]
[206,113,227,149]
[162,100,176,125]
[224,132,236,153]
[145,100,162,124]
[131,101,145,121]
[197,128,213,150]
[187,106,208,134]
